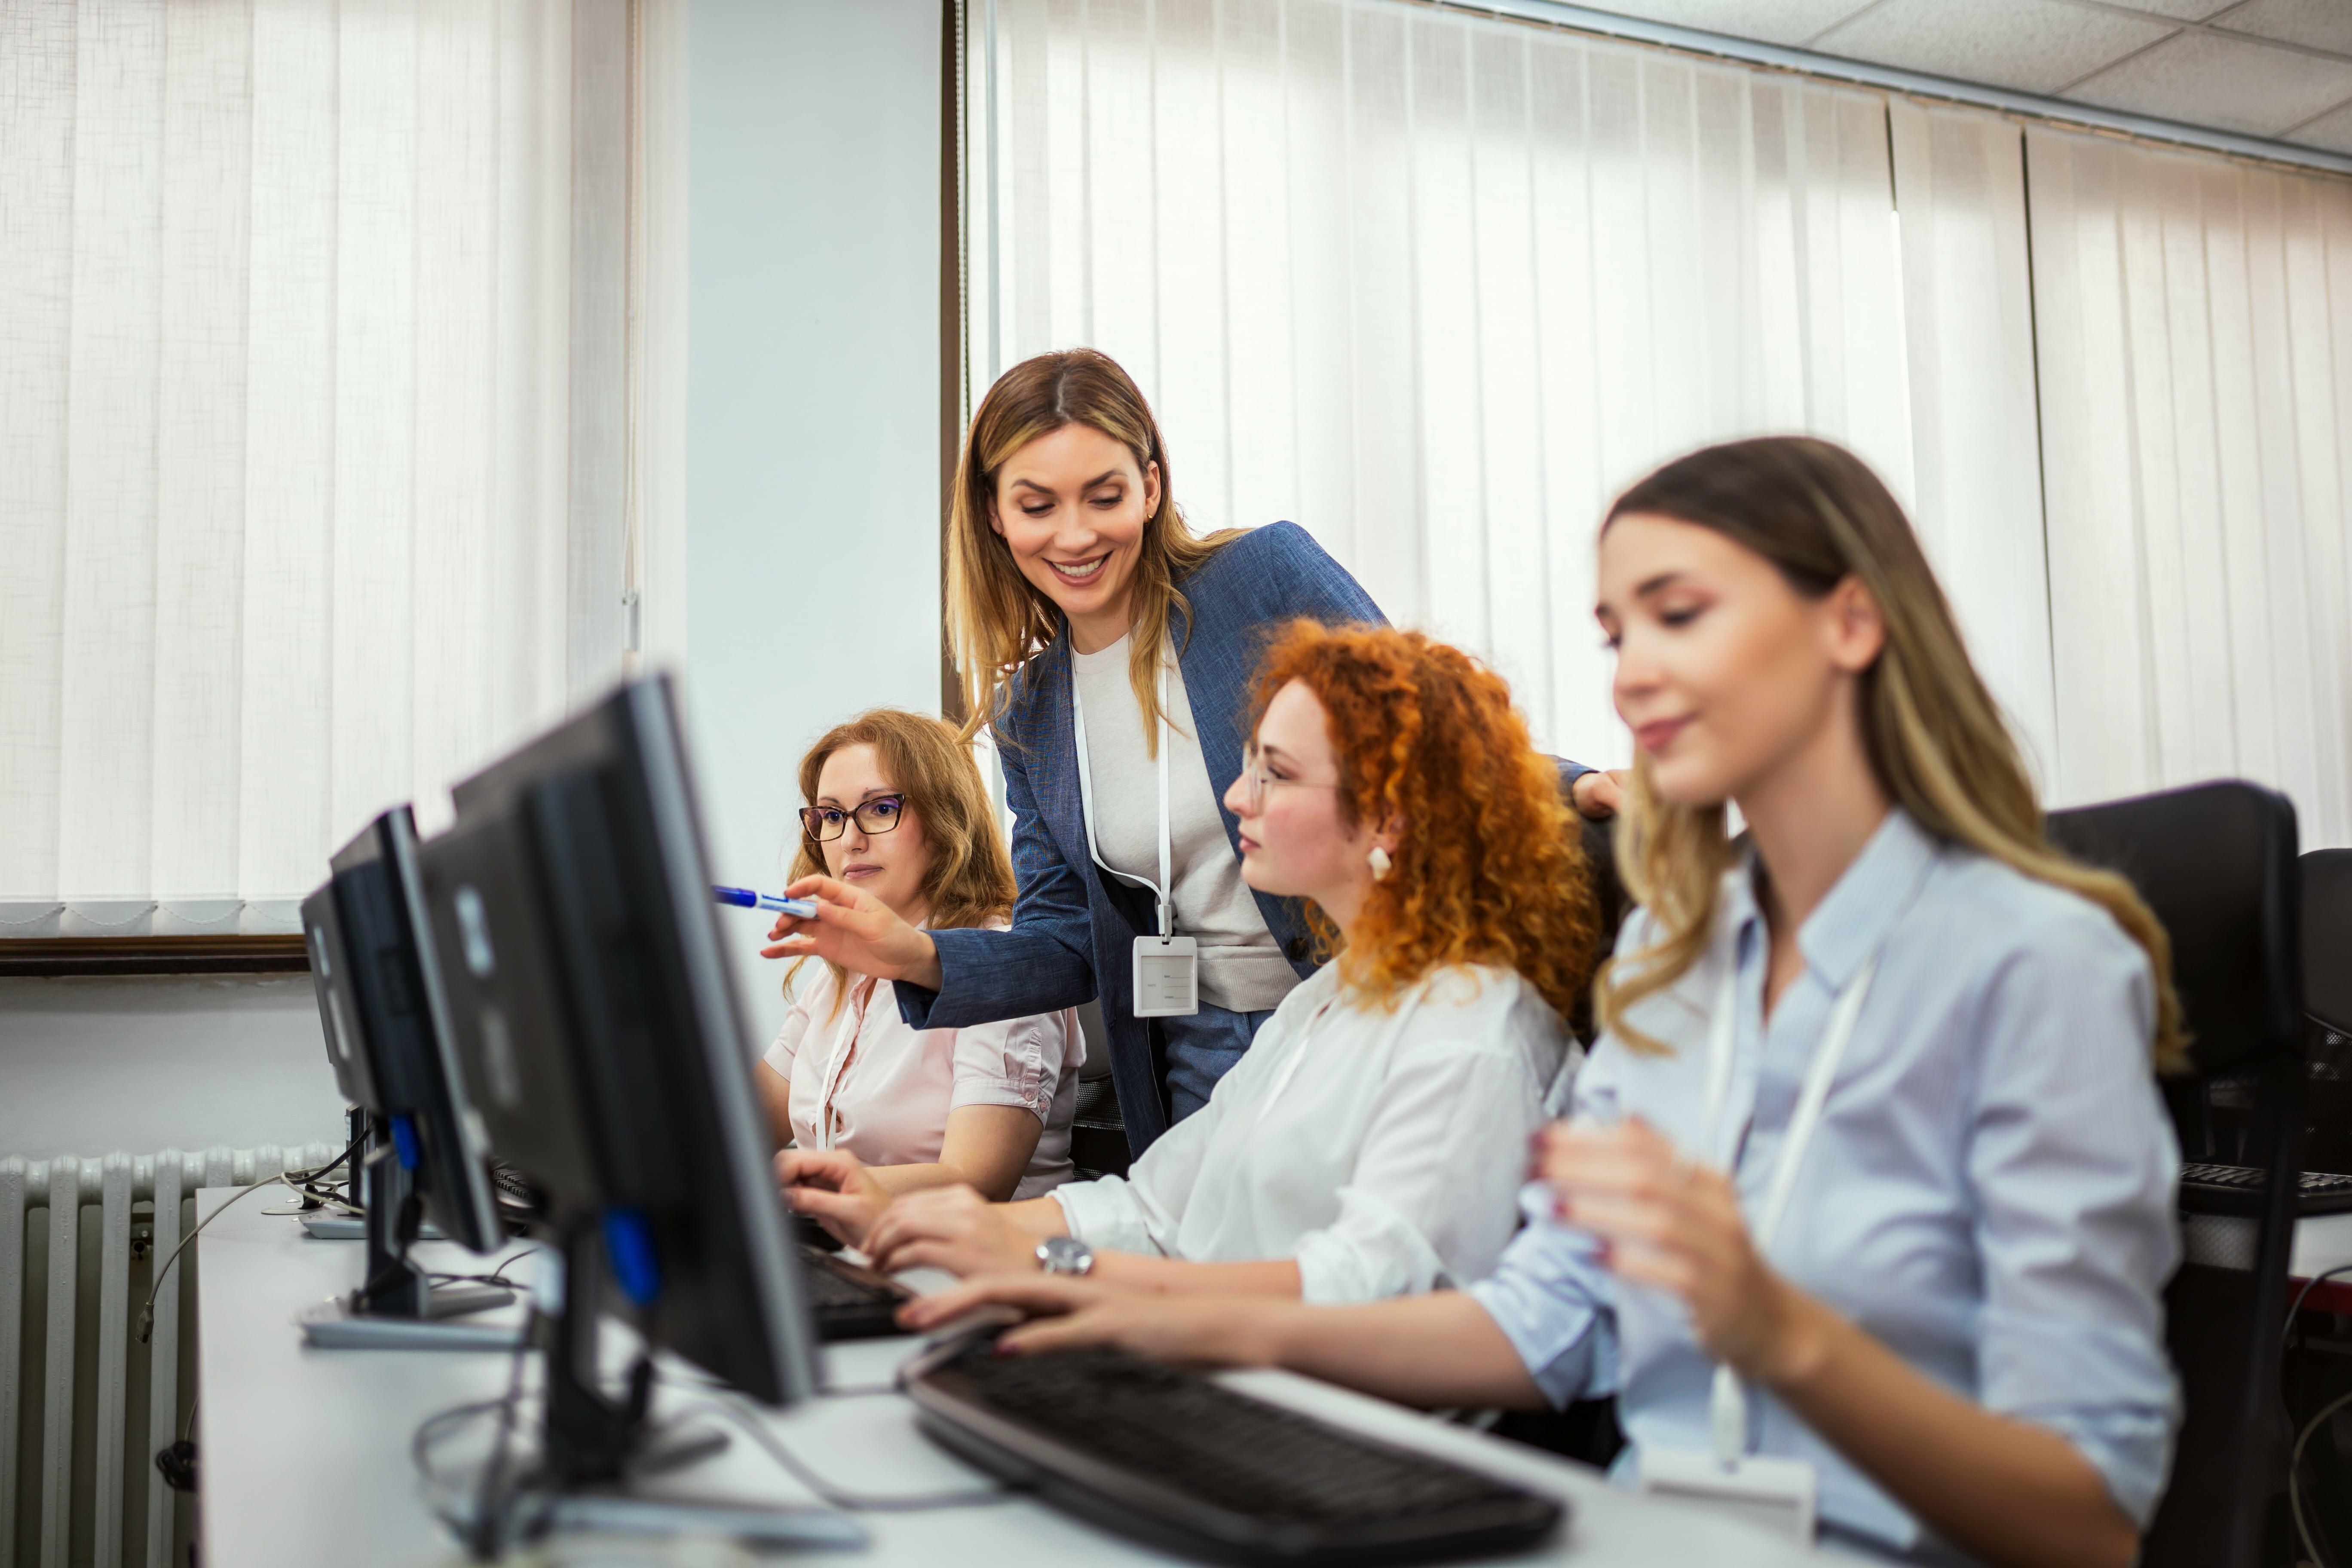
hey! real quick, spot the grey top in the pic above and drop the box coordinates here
[1069,634,1299,1013]
[1470,808,2182,1564]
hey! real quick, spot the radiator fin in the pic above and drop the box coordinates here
[0,1143,336,1568]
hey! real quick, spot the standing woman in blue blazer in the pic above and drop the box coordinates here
[767,349,1608,1155]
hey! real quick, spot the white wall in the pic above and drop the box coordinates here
[0,0,946,1158]
[0,977,345,1161]
[678,0,944,1046]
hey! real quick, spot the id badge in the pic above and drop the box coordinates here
[1635,1447,1816,1543]
[1131,935,1199,1018]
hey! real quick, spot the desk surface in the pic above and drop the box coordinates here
[194,1188,1861,1568]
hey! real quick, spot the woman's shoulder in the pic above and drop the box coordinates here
[1909,843,2152,989]
[1179,522,1366,614]
[1387,965,1568,1060]
[991,635,1069,740]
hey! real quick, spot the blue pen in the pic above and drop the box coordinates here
[710,885,820,919]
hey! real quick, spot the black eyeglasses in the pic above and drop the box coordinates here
[799,795,908,842]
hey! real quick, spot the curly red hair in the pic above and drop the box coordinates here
[1248,621,1598,1023]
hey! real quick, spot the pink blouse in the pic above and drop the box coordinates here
[764,965,1083,1200]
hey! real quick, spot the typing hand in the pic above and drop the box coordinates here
[1539,1117,1814,1386]
[776,1147,891,1249]
[758,874,942,988]
[900,1275,1288,1367]
[860,1185,1034,1277]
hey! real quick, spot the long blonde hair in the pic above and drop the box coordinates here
[946,349,1244,751]
[788,708,1015,1017]
[1594,437,2185,1068]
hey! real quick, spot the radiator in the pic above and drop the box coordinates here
[0,1143,337,1568]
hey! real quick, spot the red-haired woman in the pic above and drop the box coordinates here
[783,622,1601,1304]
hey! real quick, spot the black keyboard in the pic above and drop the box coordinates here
[2181,1162,2352,1216]
[904,1337,1563,1565]
[798,1245,911,1341]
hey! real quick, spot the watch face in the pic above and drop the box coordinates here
[1039,1236,1092,1275]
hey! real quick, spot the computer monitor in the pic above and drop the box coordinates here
[416,674,817,1504]
[297,807,514,1343]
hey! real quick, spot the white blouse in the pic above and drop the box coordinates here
[766,965,1083,1201]
[1050,962,1573,1302]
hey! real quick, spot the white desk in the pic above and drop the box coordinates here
[194,1189,1860,1567]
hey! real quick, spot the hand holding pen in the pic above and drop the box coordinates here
[710,884,820,919]
[754,874,945,991]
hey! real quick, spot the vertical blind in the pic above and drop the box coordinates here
[1886,100,2058,787]
[0,0,626,937]
[970,0,1917,767]
[967,0,2352,847]
[2029,125,2352,851]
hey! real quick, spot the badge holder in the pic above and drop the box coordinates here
[1074,658,1200,1020]
[1133,932,1199,1017]
[1637,1447,1816,1542]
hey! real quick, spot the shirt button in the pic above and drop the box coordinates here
[1284,937,1308,962]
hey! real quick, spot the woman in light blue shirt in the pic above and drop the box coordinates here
[907,436,2187,1568]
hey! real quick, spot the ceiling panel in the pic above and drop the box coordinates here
[1812,0,2176,96]
[2121,0,2252,17]
[2288,101,2352,154]
[2218,0,2352,57]
[2063,29,2352,135]
[1559,0,1878,48]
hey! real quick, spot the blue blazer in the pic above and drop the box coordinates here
[896,523,1588,1154]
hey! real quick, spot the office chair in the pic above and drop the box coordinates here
[2304,849,2352,1142]
[1067,998,1131,1180]
[2047,781,2303,1568]
[2288,848,2352,1564]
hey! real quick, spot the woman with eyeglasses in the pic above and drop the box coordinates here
[780,622,1596,1303]
[762,349,1614,1158]
[754,709,1083,1203]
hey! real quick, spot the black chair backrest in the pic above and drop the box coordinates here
[2046,780,2302,1080]
[2045,780,2301,1568]
[2305,848,2352,1036]
[1580,815,1628,957]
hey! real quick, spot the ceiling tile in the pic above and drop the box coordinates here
[2119,0,2252,18]
[1573,2,1880,49]
[2066,29,2352,134]
[2214,0,2352,57]
[2286,100,2352,153]
[1812,0,2176,95]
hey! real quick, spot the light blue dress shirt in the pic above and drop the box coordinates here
[1468,808,2181,1564]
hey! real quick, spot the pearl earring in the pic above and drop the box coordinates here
[1367,846,1392,882]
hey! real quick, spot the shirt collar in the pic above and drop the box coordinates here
[1796,807,1940,990]
[1724,807,1941,992]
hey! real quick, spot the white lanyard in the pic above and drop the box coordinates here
[1698,946,1878,1464]
[1070,653,1175,939]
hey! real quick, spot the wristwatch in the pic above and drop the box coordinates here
[1035,1235,1095,1277]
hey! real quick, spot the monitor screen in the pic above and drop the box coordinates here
[305,806,504,1255]
[421,674,815,1406]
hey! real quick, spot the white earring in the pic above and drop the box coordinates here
[1367,846,1392,882]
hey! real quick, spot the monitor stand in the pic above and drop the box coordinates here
[447,1219,864,1551]
[298,1114,520,1351]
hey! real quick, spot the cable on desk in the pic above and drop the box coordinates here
[677,1391,1016,1513]
[138,1128,371,1344]
[466,1325,538,1560]
[2286,1263,2352,1336]
[412,1387,555,1561]
[2292,1387,2352,1568]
